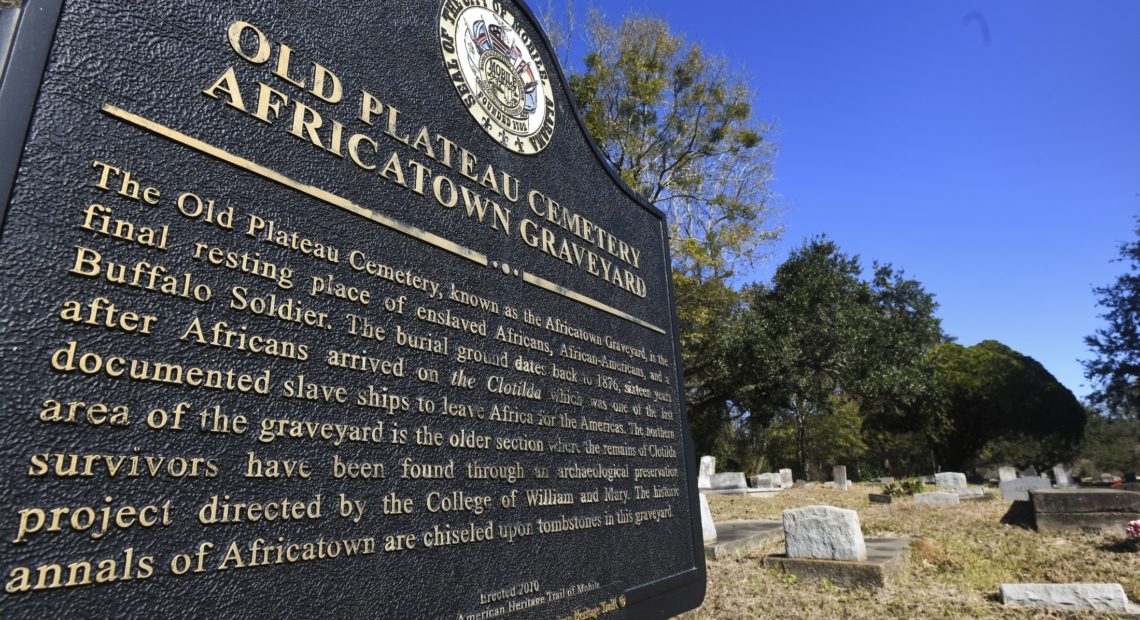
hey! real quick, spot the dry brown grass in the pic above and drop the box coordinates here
[682,485,1140,619]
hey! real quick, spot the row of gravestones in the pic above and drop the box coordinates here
[697,456,793,491]
[701,499,1139,610]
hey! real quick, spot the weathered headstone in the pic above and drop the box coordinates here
[832,465,849,491]
[998,466,1018,483]
[934,472,967,492]
[782,506,866,562]
[700,494,717,544]
[709,472,748,491]
[698,455,717,489]
[1000,476,1053,501]
[913,492,960,505]
[751,473,782,489]
[779,468,794,489]
[1001,583,1136,613]
[1023,466,1039,477]
[1052,464,1075,487]
[0,1,706,616]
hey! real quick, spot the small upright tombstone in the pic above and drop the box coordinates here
[698,455,716,489]
[1000,476,1052,502]
[832,465,849,491]
[752,473,782,489]
[782,505,866,562]
[1053,464,1075,487]
[709,472,748,491]
[779,468,794,489]
[998,466,1018,483]
[1023,466,1039,478]
[934,472,967,493]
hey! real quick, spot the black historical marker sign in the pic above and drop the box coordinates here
[0,0,705,617]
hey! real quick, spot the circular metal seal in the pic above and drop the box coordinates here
[440,0,556,155]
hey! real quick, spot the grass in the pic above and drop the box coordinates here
[681,485,1140,619]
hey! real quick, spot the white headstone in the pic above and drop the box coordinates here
[935,472,967,492]
[1052,464,1075,487]
[753,473,781,489]
[709,472,748,490]
[913,492,960,505]
[699,493,716,543]
[1000,476,1052,502]
[782,505,866,562]
[779,468,794,489]
[832,465,849,491]
[1001,583,1134,613]
[998,466,1017,483]
[698,456,716,489]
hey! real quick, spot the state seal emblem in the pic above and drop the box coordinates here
[440,0,556,155]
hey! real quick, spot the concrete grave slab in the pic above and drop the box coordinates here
[913,492,960,505]
[704,520,783,560]
[1001,583,1138,614]
[764,538,910,589]
[1031,488,1140,534]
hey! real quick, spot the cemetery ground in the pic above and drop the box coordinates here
[684,485,1140,619]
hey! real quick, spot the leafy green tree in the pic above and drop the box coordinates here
[1084,219,1140,417]
[856,264,949,474]
[567,11,780,282]
[1078,409,1140,473]
[558,10,781,459]
[928,340,1085,470]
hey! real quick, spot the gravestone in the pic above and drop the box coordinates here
[998,466,1017,483]
[832,465,849,491]
[0,1,705,616]
[699,494,716,544]
[709,472,748,491]
[934,472,967,492]
[1000,476,1053,502]
[779,468,794,489]
[752,473,782,489]
[698,456,716,489]
[913,492,960,505]
[1052,464,1075,487]
[782,506,866,562]
[1001,583,1136,613]
[1023,466,1038,477]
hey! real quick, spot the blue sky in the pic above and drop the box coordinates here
[542,0,1140,400]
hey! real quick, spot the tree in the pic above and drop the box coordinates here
[928,340,1085,470]
[567,11,780,282]
[1085,219,1140,418]
[559,10,781,458]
